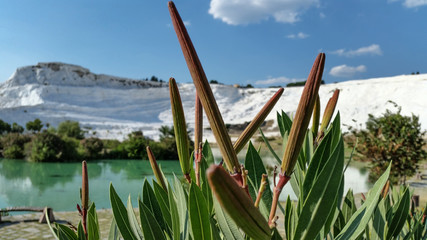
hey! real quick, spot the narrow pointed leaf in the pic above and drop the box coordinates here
[152,180,172,230]
[127,196,143,239]
[142,179,167,234]
[293,136,344,240]
[109,183,137,240]
[168,183,181,240]
[245,142,273,218]
[336,164,392,240]
[213,197,244,240]
[108,218,120,240]
[138,200,166,240]
[386,188,410,240]
[189,182,212,240]
[259,128,281,164]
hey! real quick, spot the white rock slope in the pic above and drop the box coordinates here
[0,62,426,141]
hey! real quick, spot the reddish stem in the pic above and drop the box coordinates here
[195,143,202,187]
[184,173,192,183]
[82,208,87,238]
[268,173,291,227]
[231,172,252,200]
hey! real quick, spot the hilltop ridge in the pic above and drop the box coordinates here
[3,62,165,89]
[0,62,426,141]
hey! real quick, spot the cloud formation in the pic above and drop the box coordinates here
[208,0,319,25]
[329,65,366,77]
[287,32,310,39]
[390,0,427,7]
[255,76,304,86]
[331,44,382,57]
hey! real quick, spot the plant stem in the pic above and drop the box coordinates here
[255,174,268,208]
[195,143,202,187]
[268,173,291,227]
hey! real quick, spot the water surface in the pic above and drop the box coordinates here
[0,157,370,212]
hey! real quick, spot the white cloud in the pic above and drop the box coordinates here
[319,12,326,18]
[389,0,427,7]
[404,0,427,7]
[255,76,304,86]
[329,65,366,77]
[287,32,310,39]
[331,44,382,57]
[208,0,319,25]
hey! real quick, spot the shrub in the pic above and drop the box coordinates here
[351,102,427,184]
[0,133,31,159]
[26,118,43,132]
[80,137,104,159]
[28,132,80,162]
[11,122,24,133]
[0,119,11,134]
[57,120,85,139]
[123,131,149,159]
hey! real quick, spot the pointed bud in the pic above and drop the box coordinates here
[168,1,239,172]
[234,88,284,154]
[147,146,168,192]
[81,160,89,210]
[281,53,325,175]
[169,78,191,177]
[318,89,340,137]
[194,93,203,152]
[207,165,271,240]
[311,94,320,137]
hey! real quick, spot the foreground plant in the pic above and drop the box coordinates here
[46,2,427,240]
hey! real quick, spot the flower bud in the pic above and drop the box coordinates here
[169,78,191,177]
[207,165,271,240]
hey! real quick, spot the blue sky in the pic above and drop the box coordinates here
[0,0,426,86]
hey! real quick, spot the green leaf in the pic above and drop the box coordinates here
[284,195,295,240]
[210,217,222,240]
[371,199,386,240]
[301,114,340,202]
[386,188,411,240]
[168,183,181,240]
[138,200,166,240]
[293,136,344,240]
[78,221,86,240]
[109,183,138,240]
[45,209,59,240]
[107,218,120,240]
[203,140,215,166]
[153,180,172,230]
[143,179,167,233]
[213,197,244,240]
[259,128,281,165]
[55,223,78,240]
[173,174,190,239]
[188,182,212,240]
[87,203,100,240]
[127,196,143,239]
[335,164,392,240]
[244,141,273,218]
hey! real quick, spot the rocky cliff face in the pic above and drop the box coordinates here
[0,62,426,141]
[3,62,164,89]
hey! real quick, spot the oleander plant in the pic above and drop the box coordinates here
[46,2,427,240]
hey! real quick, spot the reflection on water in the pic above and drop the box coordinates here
[0,153,370,211]
[0,159,181,212]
